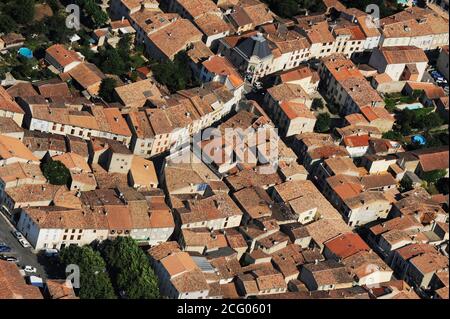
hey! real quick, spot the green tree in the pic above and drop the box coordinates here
[421,169,448,184]
[314,113,331,133]
[100,47,127,75]
[6,0,35,24]
[153,51,198,93]
[382,130,404,142]
[311,98,324,110]
[0,14,18,33]
[100,237,160,299]
[422,113,443,131]
[59,245,117,299]
[44,13,76,43]
[41,160,71,186]
[99,78,118,103]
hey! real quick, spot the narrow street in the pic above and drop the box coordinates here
[0,212,48,279]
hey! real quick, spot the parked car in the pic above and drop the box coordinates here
[12,231,24,240]
[431,70,445,81]
[23,265,37,273]
[0,255,19,263]
[19,238,31,248]
[0,245,12,253]
[43,248,59,258]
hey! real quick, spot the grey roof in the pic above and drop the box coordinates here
[236,33,272,60]
[192,256,216,273]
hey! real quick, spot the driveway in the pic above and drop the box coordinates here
[0,212,47,279]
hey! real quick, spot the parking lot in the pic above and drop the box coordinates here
[0,212,47,279]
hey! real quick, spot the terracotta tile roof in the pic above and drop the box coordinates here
[176,193,243,225]
[148,241,182,261]
[176,0,220,19]
[343,134,370,148]
[324,233,370,259]
[110,19,132,29]
[225,168,283,191]
[308,144,349,160]
[239,0,273,27]
[380,7,449,39]
[148,18,203,60]
[344,191,389,210]
[115,79,163,108]
[24,206,107,229]
[373,72,393,84]
[0,117,24,134]
[161,251,199,277]
[410,252,448,274]
[0,86,25,114]
[302,260,354,287]
[130,156,158,189]
[360,106,395,123]
[274,180,340,219]
[35,80,72,98]
[53,152,91,172]
[46,44,82,68]
[67,62,105,92]
[379,46,428,64]
[202,55,244,87]
[327,174,363,200]
[46,279,79,299]
[6,82,38,98]
[321,54,364,81]
[232,186,273,220]
[345,113,368,125]
[181,228,228,250]
[324,157,359,176]
[343,250,391,280]
[279,101,315,120]
[253,268,287,291]
[406,81,446,100]
[267,83,310,102]
[194,12,230,36]
[0,135,39,162]
[302,20,335,44]
[0,261,43,299]
[360,174,397,190]
[279,66,318,84]
[414,148,449,172]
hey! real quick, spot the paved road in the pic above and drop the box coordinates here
[0,212,47,279]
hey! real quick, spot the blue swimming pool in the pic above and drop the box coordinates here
[18,47,33,59]
[411,135,427,145]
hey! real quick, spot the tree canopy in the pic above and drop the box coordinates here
[152,51,199,93]
[59,245,117,299]
[100,237,160,299]
[263,0,325,18]
[74,0,109,28]
[314,113,331,133]
[421,169,448,184]
[99,78,118,103]
[398,108,444,135]
[1,0,35,25]
[41,160,71,186]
